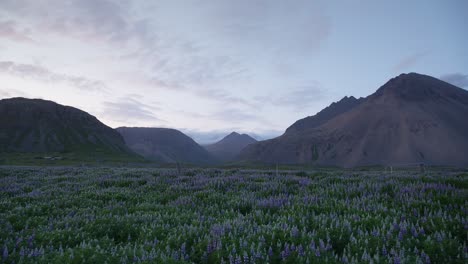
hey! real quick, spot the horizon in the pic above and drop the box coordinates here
[1,0,467,143]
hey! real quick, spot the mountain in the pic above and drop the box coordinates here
[0,97,139,163]
[239,73,468,167]
[204,132,257,161]
[286,96,364,134]
[117,127,216,164]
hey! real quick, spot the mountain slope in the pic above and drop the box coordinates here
[117,127,216,164]
[0,97,139,162]
[204,132,257,161]
[286,96,364,134]
[239,73,468,167]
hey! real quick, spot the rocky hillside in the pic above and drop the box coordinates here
[239,73,468,167]
[0,97,139,162]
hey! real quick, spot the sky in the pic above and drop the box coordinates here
[0,0,467,144]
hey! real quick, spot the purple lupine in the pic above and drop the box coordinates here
[419,227,425,236]
[283,244,290,259]
[280,250,287,261]
[309,241,316,250]
[207,240,214,254]
[27,234,35,248]
[297,244,305,257]
[398,231,404,241]
[421,252,431,264]
[372,229,379,237]
[15,237,22,249]
[319,239,325,251]
[268,246,273,257]
[291,226,299,238]
[243,251,249,263]
[2,246,8,260]
[382,246,388,256]
[242,240,248,249]
[181,243,186,256]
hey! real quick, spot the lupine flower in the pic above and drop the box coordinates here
[268,246,273,257]
[2,246,8,260]
[0,167,464,263]
[394,256,401,264]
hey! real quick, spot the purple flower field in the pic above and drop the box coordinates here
[0,167,466,263]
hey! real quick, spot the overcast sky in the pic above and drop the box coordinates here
[1,0,467,143]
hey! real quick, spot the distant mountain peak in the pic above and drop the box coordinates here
[204,132,257,161]
[374,72,468,102]
[341,95,356,100]
[226,131,241,138]
[220,131,256,143]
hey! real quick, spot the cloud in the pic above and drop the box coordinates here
[1,1,329,94]
[100,97,165,125]
[0,0,133,44]
[275,86,325,109]
[177,106,266,124]
[440,73,468,88]
[255,83,325,110]
[0,88,28,99]
[0,0,332,133]
[0,90,9,98]
[193,0,331,57]
[0,20,33,42]
[195,88,254,108]
[393,51,429,72]
[210,108,259,122]
[0,61,106,91]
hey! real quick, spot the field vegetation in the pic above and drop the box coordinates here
[0,167,466,263]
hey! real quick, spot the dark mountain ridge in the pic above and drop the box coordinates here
[117,127,216,164]
[286,95,365,134]
[0,97,138,162]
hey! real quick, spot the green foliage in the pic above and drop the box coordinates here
[0,167,466,263]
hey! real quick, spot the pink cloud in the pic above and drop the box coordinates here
[0,20,33,43]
